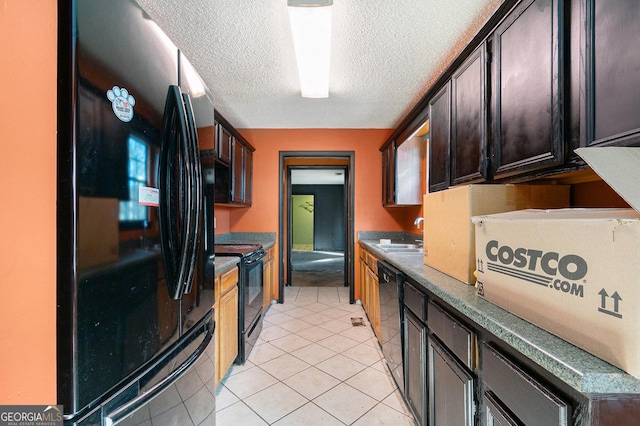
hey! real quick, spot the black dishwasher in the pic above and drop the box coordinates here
[377,261,405,391]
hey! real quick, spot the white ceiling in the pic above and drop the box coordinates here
[136,0,503,129]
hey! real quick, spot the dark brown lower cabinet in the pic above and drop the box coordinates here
[484,391,520,426]
[428,336,476,426]
[404,308,427,426]
[483,343,570,425]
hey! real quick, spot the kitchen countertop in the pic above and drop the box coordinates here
[215,256,240,275]
[358,232,640,396]
[216,232,276,250]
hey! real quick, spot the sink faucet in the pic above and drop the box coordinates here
[414,217,424,230]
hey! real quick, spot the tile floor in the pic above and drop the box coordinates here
[215,286,415,425]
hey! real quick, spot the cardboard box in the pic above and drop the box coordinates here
[473,147,640,378]
[423,184,570,284]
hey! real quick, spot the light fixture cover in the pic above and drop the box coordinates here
[288,0,333,6]
[288,1,332,98]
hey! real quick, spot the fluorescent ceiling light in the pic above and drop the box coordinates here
[287,0,332,98]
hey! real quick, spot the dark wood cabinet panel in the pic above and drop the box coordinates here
[217,123,232,165]
[484,391,520,425]
[428,83,451,192]
[451,46,487,185]
[243,148,253,205]
[483,343,570,425]
[381,141,396,206]
[428,336,475,426]
[587,0,640,146]
[231,138,244,203]
[491,0,563,178]
[404,309,427,426]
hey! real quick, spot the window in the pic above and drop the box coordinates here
[119,136,148,225]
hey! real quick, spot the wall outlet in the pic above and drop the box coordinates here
[214,217,216,228]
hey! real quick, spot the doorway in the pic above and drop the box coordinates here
[278,152,355,304]
[290,169,345,288]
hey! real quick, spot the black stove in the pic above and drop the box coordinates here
[215,244,264,262]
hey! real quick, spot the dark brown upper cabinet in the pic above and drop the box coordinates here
[428,83,451,193]
[584,0,640,147]
[216,121,232,165]
[451,45,488,186]
[214,111,254,207]
[490,0,564,179]
[381,141,396,206]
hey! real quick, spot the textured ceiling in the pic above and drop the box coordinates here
[136,0,503,129]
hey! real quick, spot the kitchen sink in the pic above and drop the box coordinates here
[373,243,423,253]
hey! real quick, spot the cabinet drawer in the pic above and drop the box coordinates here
[404,282,426,322]
[483,343,570,425]
[428,302,475,369]
[220,267,239,295]
[366,252,378,274]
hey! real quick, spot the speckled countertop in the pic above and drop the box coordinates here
[358,232,640,396]
[215,256,239,275]
[216,232,276,250]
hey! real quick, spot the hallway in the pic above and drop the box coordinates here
[215,287,414,425]
[290,250,345,287]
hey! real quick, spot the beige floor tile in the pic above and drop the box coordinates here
[270,304,297,314]
[339,325,376,343]
[248,342,287,365]
[320,307,351,319]
[346,367,396,401]
[316,334,360,353]
[283,306,315,318]
[318,318,355,334]
[369,359,390,374]
[258,353,310,381]
[259,325,291,342]
[269,333,313,353]
[313,383,377,425]
[382,389,411,416]
[216,401,268,426]
[315,353,367,381]
[295,296,320,304]
[294,325,335,343]
[276,318,315,334]
[215,290,413,425]
[351,402,415,426]
[302,302,333,313]
[225,359,254,376]
[214,385,240,411]
[272,402,344,426]
[290,342,337,365]
[223,367,278,399]
[301,312,335,325]
[282,367,340,400]
[342,341,384,366]
[264,311,294,326]
[243,382,308,424]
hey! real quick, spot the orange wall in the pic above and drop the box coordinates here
[217,128,423,294]
[223,128,414,235]
[0,0,57,403]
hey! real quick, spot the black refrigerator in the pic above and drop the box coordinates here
[57,0,217,424]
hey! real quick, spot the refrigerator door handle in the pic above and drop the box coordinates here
[159,85,192,299]
[181,92,203,295]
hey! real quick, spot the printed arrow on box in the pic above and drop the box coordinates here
[598,288,623,319]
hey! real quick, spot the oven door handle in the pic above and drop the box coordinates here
[244,250,265,265]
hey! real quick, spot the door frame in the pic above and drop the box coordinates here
[278,151,355,304]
